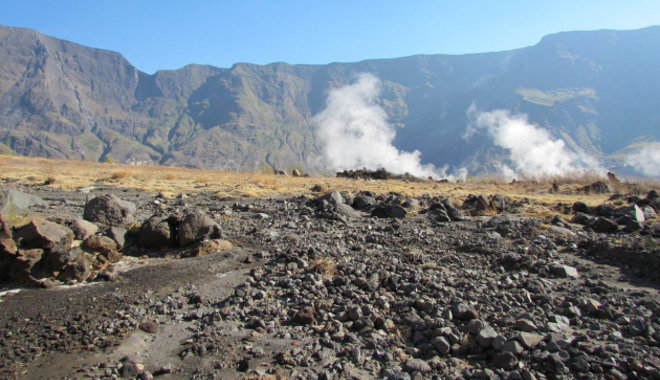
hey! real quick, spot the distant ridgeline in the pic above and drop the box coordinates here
[0,24,659,176]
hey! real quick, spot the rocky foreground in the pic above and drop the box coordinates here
[0,182,659,379]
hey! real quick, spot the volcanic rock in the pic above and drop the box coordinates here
[83,194,136,226]
[68,218,99,240]
[14,219,74,252]
[591,217,619,233]
[139,216,172,248]
[177,212,220,247]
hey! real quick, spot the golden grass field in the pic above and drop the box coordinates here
[1,154,655,217]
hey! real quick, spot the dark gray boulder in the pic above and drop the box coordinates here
[14,219,74,252]
[58,251,91,282]
[46,246,82,272]
[108,226,127,249]
[335,203,363,220]
[82,235,121,263]
[372,204,407,219]
[592,217,619,233]
[68,218,99,240]
[177,213,219,247]
[352,195,376,210]
[139,216,172,248]
[83,194,136,227]
[11,249,45,285]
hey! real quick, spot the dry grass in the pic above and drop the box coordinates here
[0,155,648,218]
[309,258,336,276]
[110,170,132,180]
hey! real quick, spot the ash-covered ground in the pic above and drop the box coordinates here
[0,182,659,380]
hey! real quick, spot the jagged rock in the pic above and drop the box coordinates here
[572,202,590,214]
[313,191,344,207]
[502,340,524,354]
[177,213,219,247]
[578,181,612,194]
[631,205,646,223]
[476,325,499,348]
[642,205,657,220]
[83,194,136,226]
[291,168,302,177]
[430,208,451,222]
[352,195,376,210]
[69,218,99,240]
[46,246,82,271]
[517,332,544,348]
[108,226,127,249]
[571,212,593,225]
[492,351,519,370]
[446,205,464,221]
[14,219,74,252]
[594,204,615,218]
[11,249,44,285]
[591,217,618,233]
[645,190,660,211]
[139,216,172,248]
[58,250,91,282]
[82,235,121,263]
[0,237,17,280]
[462,194,490,215]
[336,203,363,220]
[515,319,537,332]
[490,194,508,212]
[0,214,11,239]
[0,189,48,216]
[372,205,407,219]
[549,263,579,278]
[403,358,431,373]
[432,336,451,355]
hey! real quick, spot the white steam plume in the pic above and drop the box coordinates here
[625,144,660,177]
[313,73,465,180]
[466,105,603,180]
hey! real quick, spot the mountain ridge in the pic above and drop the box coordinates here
[1,24,659,175]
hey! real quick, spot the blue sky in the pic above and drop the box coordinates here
[1,1,659,74]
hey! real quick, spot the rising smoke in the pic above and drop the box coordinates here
[466,105,604,180]
[625,144,660,177]
[313,73,465,180]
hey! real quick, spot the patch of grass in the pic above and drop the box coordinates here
[110,170,132,180]
[309,258,336,277]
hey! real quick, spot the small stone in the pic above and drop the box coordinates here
[502,340,524,354]
[120,361,140,378]
[591,217,619,233]
[467,319,484,334]
[582,299,601,314]
[515,319,537,332]
[476,326,498,348]
[403,358,431,373]
[492,351,519,370]
[549,263,579,278]
[432,336,451,355]
[518,332,544,348]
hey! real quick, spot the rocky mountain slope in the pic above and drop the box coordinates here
[1,24,659,174]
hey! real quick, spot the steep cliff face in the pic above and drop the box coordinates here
[1,24,659,174]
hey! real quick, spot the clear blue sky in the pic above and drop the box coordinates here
[1,1,659,74]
